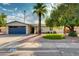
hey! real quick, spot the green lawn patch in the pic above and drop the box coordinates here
[43,34,65,40]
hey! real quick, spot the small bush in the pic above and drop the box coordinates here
[43,34,65,40]
[68,31,77,37]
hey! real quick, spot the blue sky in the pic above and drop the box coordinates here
[0,3,52,24]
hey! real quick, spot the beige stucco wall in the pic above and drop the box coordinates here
[0,27,6,34]
[41,26,50,32]
[53,27,64,34]
[74,27,79,34]
[34,26,64,34]
[34,26,50,33]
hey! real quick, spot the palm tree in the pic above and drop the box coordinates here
[33,3,47,34]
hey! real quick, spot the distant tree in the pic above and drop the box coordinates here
[49,3,79,36]
[45,17,53,32]
[56,4,79,32]
[0,13,7,27]
[0,13,7,32]
[45,4,61,32]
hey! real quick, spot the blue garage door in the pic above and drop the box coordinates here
[9,26,26,34]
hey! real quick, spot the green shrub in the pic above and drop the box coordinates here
[68,31,77,37]
[43,34,65,40]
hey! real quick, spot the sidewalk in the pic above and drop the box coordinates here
[8,42,79,56]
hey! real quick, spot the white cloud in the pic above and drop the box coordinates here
[46,3,60,16]
[15,8,18,11]
[2,3,10,5]
[2,8,7,11]
[46,3,58,16]
[16,12,24,18]
[7,15,16,22]
[7,11,35,24]
[8,10,13,12]
[0,6,13,12]
[6,3,57,24]
[7,10,46,24]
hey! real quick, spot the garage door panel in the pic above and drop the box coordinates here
[9,26,26,34]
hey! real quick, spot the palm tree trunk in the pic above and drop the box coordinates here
[38,13,41,34]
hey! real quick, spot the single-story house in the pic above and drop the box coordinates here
[0,21,64,35]
[6,21,51,34]
[5,21,53,35]
[1,21,79,35]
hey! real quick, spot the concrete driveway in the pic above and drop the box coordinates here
[0,35,27,45]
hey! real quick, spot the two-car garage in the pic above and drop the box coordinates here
[8,26,26,34]
[6,21,30,35]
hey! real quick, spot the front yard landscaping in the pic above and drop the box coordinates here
[43,34,65,40]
